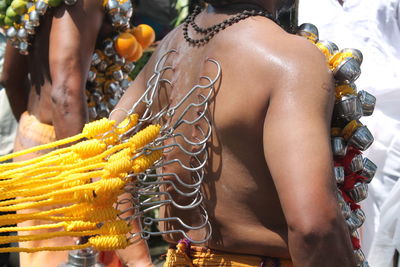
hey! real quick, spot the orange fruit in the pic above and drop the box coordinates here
[126,44,143,62]
[132,24,155,49]
[114,32,139,59]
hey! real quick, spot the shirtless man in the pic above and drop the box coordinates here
[0,0,153,266]
[112,0,357,266]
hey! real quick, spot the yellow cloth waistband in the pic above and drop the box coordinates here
[164,247,293,267]
[13,112,56,160]
[17,112,55,143]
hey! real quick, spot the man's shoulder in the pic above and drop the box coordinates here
[227,19,331,89]
[239,20,327,72]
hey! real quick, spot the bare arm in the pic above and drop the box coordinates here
[49,0,103,139]
[1,42,29,120]
[263,38,355,266]
[116,192,154,267]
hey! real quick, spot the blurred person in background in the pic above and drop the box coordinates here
[299,0,400,258]
[134,0,183,40]
[0,34,18,163]
[0,29,18,267]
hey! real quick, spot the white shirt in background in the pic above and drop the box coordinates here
[299,0,400,261]
[0,33,18,157]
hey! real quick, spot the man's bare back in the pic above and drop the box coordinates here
[115,3,356,266]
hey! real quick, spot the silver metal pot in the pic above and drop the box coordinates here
[359,158,377,183]
[348,126,374,151]
[357,90,376,116]
[296,23,319,43]
[347,182,368,203]
[333,57,361,83]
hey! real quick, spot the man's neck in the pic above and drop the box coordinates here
[207,2,271,15]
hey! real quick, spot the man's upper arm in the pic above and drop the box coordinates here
[49,0,103,89]
[48,0,104,138]
[263,38,338,230]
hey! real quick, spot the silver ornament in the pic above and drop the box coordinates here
[296,23,319,43]
[353,208,366,227]
[113,54,125,66]
[106,81,122,94]
[318,40,339,56]
[349,154,364,173]
[120,79,131,90]
[333,57,361,83]
[337,191,351,219]
[29,10,40,27]
[335,94,363,121]
[6,27,17,40]
[348,126,374,151]
[331,137,347,157]
[91,52,102,66]
[359,158,377,183]
[88,106,98,120]
[91,91,103,104]
[120,1,133,18]
[112,69,124,81]
[17,28,28,42]
[19,42,29,55]
[104,43,116,57]
[123,62,135,73]
[107,96,119,109]
[354,249,366,267]
[347,182,368,203]
[87,70,97,83]
[96,103,110,118]
[35,0,48,15]
[25,21,36,35]
[106,0,120,15]
[111,13,124,28]
[357,90,376,116]
[341,48,363,65]
[97,61,109,72]
[334,166,345,184]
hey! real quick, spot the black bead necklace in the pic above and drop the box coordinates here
[183,5,276,46]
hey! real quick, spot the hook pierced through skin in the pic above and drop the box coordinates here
[114,49,221,243]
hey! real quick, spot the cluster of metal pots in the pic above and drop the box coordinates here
[297,23,377,267]
[86,0,135,121]
[86,43,135,121]
[104,0,133,30]
[5,0,77,55]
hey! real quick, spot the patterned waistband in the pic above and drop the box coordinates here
[17,112,55,143]
[164,240,293,267]
[13,112,56,160]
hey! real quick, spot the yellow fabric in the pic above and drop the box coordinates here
[335,84,357,100]
[164,248,293,267]
[329,51,354,69]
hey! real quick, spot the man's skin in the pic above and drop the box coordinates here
[113,0,357,266]
[0,0,153,266]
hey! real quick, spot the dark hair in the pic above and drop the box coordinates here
[193,0,298,33]
[203,0,236,6]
